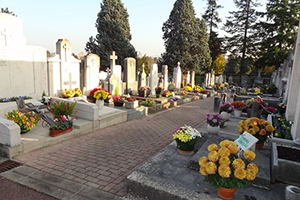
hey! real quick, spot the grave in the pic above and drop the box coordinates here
[150,64,158,95]
[138,64,147,88]
[173,62,181,89]
[124,57,138,94]
[81,53,100,95]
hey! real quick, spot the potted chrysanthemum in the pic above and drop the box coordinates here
[172,125,202,154]
[238,117,275,149]
[199,139,258,200]
[206,113,222,134]
[231,101,246,117]
[220,102,234,121]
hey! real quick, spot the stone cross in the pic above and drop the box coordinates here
[64,73,77,89]
[110,51,118,74]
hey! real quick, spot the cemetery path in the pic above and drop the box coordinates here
[15,98,213,197]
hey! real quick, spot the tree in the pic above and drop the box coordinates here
[162,0,211,73]
[85,0,136,68]
[137,54,157,75]
[255,0,300,70]
[202,0,223,73]
[223,0,261,81]
[0,7,17,16]
[213,54,226,74]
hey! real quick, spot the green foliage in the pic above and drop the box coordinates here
[255,0,300,70]
[85,0,136,68]
[137,54,157,75]
[202,0,223,33]
[114,86,119,97]
[223,0,261,78]
[48,101,76,119]
[5,110,40,133]
[50,115,73,130]
[142,99,156,107]
[0,96,32,103]
[1,7,17,16]
[162,0,211,73]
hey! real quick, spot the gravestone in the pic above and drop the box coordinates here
[124,57,138,94]
[150,64,158,95]
[162,65,168,89]
[82,53,100,95]
[115,65,122,81]
[138,64,147,88]
[174,62,182,89]
[191,71,195,88]
[186,71,190,85]
[108,51,123,95]
[254,70,263,85]
[228,76,233,83]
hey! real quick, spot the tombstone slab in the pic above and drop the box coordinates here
[124,57,138,94]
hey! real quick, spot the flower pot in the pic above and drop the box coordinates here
[202,94,207,98]
[217,187,236,200]
[221,111,230,121]
[156,94,162,98]
[49,127,72,137]
[233,109,242,117]
[125,101,139,109]
[138,90,150,97]
[175,138,197,153]
[96,99,104,109]
[114,102,124,107]
[207,124,220,134]
[255,142,264,150]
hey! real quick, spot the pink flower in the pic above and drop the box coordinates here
[27,123,31,127]
[54,118,58,122]
[30,117,34,120]
[61,115,67,121]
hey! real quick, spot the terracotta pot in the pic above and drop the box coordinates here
[221,111,230,121]
[255,142,264,150]
[217,187,236,200]
[207,124,220,134]
[49,127,72,137]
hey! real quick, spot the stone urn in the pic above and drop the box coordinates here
[207,124,220,134]
[96,99,104,109]
[221,111,231,121]
[233,109,242,117]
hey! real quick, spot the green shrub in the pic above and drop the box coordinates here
[142,99,156,107]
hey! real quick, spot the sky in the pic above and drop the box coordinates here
[2,0,266,57]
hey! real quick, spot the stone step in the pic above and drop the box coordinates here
[99,106,127,129]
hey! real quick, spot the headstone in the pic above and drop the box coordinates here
[250,101,261,118]
[124,57,138,94]
[174,62,182,89]
[228,76,233,83]
[254,70,263,85]
[150,63,158,95]
[162,65,168,89]
[214,96,221,113]
[191,71,195,88]
[115,65,122,81]
[241,75,248,86]
[186,71,190,85]
[108,51,122,95]
[82,53,100,95]
[146,76,150,87]
[138,64,147,88]
[110,51,118,75]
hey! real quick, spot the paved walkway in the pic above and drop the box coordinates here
[15,98,213,197]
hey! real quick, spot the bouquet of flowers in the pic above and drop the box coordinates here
[231,101,246,110]
[93,89,109,100]
[5,110,40,133]
[50,115,73,130]
[220,102,234,113]
[173,125,202,142]
[139,86,150,91]
[200,90,208,94]
[155,86,164,94]
[206,113,222,127]
[62,88,82,98]
[162,90,172,97]
[199,139,258,190]
[183,85,192,92]
[238,117,275,144]
[181,90,188,97]
[126,97,137,102]
[90,88,111,102]
[48,101,76,119]
[112,95,125,103]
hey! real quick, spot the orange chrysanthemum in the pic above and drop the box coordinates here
[199,165,208,176]
[204,162,217,175]
[218,147,231,157]
[208,144,218,152]
[244,150,256,161]
[259,129,266,136]
[265,125,275,132]
[227,142,239,154]
[199,156,208,167]
[234,168,246,180]
[219,156,231,166]
[232,158,245,169]
[208,151,219,162]
[245,169,256,181]
[247,163,259,175]
[218,164,231,178]
[219,140,231,148]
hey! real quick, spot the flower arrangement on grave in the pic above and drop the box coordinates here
[162,90,172,97]
[155,86,164,94]
[272,116,293,140]
[206,113,222,127]
[90,88,111,102]
[199,139,258,199]
[138,86,151,97]
[141,98,156,107]
[267,106,276,113]
[200,90,208,94]
[194,85,203,92]
[246,97,266,108]
[126,97,137,102]
[181,90,188,97]
[112,87,125,105]
[277,103,286,115]
[220,102,234,113]
[41,91,51,105]
[231,101,246,110]
[48,101,76,119]
[173,125,202,153]
[170,97,180,102]
[238,117,275,146]
[93,89,109,100]
[5,110,40,133]
[183,85,192,92]
[62,88,82,98]
[49,115,73,130]
[254,87,261,94]
[139,86,150,91]
[0,96,32,103]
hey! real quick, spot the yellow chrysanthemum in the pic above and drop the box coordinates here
[218,164,231,178]
[199,156,208,167]
[204,162,217,175]
[258,119,266,125]
[244,150,256,161]
[266,121,271,126]
[259,129,266,136]
[234,168,246,180]
[238,120,245,127]
[238,127,244,133]
[265,125,275,132]
[208,144,218,152]
[219,156,230,166]
[247,163,259,175]
[219,139,231,148]
[246,169,256,181]
[218,147,231,157]
[208,151,219,162]
[249,128,256,135]
[199,165,208,176]
[227,142,239,155]
[232,158,245,169]
[253,126,260,133]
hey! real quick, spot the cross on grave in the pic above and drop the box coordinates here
[63,44,68,62]
[1,28,8,46]
[177,62,180,68]
[64,73,77,89]
[110,51,118,73]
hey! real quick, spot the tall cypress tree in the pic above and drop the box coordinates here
[255,0,300,70]
[85,0,136,68]
[162,0,211,73]
[223,0,261,79]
